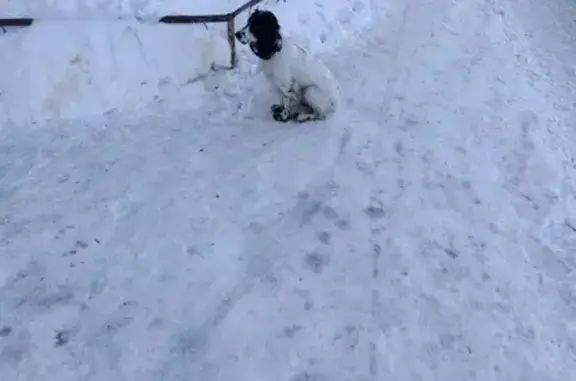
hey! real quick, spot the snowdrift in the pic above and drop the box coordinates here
[0,0,372,126]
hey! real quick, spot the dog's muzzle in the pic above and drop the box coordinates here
[234,29,248,45]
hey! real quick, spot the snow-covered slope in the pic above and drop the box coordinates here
[0,0,372,125]
[1,0,576,380]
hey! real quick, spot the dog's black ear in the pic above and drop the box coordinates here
[259,11,280,33]
[247,10,282,60]
[252,33,282,60]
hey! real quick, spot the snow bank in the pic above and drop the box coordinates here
[0,22,226,125]
[0,0,372,126]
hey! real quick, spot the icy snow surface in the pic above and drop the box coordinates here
[1,0,576,380]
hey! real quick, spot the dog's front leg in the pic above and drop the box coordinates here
[270,64,299,122]
[272,83,299,122]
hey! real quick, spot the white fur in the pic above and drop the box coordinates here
[259,39,339,122]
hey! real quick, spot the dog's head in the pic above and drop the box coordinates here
[235,9,282,60]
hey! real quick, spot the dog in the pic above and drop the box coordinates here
[234,9,339,123]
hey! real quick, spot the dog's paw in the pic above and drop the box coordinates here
[293,112,318,123]
[272,107,291,122]
[270,104,284,113]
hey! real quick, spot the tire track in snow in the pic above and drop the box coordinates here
[360,1,413,378]
[158,127,354,378]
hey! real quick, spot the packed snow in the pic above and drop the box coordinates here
[1,0,576,380]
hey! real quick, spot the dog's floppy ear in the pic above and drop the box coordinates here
[258,10,280,32]
[246,9,282,60]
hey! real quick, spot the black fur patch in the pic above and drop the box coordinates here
[247,10,282,60]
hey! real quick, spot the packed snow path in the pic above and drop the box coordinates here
[2,0,576,380]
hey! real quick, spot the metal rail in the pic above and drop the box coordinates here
[0,0,265,69]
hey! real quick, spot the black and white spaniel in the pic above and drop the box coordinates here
[235,9,339,123]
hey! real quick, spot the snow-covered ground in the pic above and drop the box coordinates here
[0,0,371,125]
[1,0,576,380]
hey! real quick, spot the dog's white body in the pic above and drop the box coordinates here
[235,9,339,122]
[259,38,339,121]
